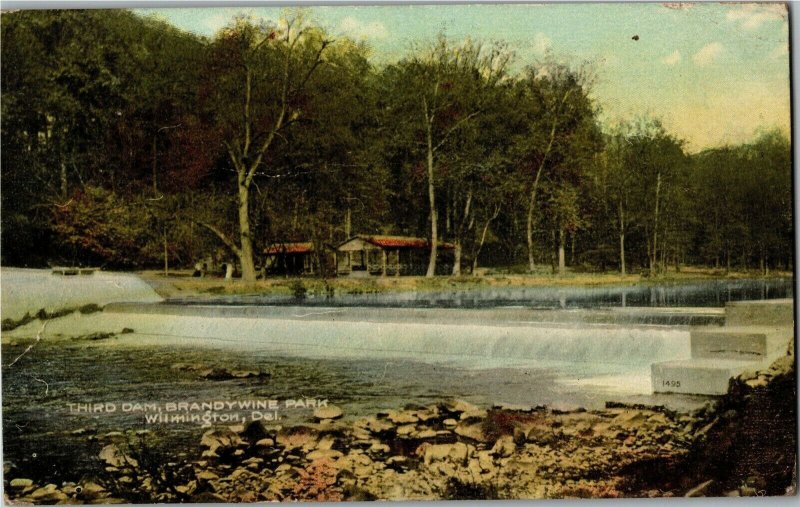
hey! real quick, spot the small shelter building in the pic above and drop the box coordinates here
[335,235,454,276]
[264,242,317,276]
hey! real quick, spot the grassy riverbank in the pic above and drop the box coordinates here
[139,267,793,299]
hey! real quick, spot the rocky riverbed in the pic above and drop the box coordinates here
[4,337,795,503]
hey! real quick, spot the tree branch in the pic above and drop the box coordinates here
[432,110,480,153]
[190,217,242,258]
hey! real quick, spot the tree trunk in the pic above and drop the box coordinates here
[426,124,438,278]
[558,227,566,276]
[472,205,500,274]
[238,183,257,283]
[152,134,158,195]
[650,172,662,276]
[527,188,537,273]
[60,160,68,200]
[345,207,351,238]
[618,202,626,275]
[452,241,462,276]
[163,226,169,277]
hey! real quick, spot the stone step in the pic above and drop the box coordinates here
[725,299,794,327]
[651,358,767,395]
[690,326,792,360]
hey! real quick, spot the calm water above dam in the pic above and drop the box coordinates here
[168,277,794,309]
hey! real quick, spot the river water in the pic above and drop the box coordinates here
[2,277,793,485]
[168,277,793,309]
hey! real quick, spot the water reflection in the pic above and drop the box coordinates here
[171,278,793,309]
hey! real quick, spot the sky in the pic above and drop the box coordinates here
[134,3,790,153]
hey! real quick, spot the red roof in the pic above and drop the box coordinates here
[361,236,455,250]
[264,242,314,255]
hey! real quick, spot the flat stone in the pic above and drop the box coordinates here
[255,438,275,448]
[10,478,33,488]
[313,405,343,420]
[307,449,344,461]
[454,422,488,443]
[196,471,219,481]
[387,410,419,424]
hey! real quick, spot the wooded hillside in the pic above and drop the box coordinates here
[1,10,792,279]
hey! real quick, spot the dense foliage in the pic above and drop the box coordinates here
[1,10,792,276]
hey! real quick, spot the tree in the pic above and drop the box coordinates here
[511,61,599,273]
[203,14,332,282]
[620,118,687,275]
[381,36,509,276]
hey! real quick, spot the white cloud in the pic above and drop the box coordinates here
[338,16,388,40]
[692,42,723,67]
[726,4,786,30]
[532,32,552,55]
[205,14,231,34]
[661,49,681,66]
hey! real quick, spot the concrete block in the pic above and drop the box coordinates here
[725,299,794,327]
[690,326,793,361]
[652,358,767,395]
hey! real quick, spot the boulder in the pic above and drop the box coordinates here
[313,405,343,421]
[200,428,244,455]
[99,444,138,468]
[387,410,419,424]
[9,478,33,489]
[30,484,68,503]
[490,435,516,458]
[454,421,488,443]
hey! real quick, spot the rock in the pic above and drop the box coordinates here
[30,484,68,503]
[307,449,344,461]
[77,482,106,500]
[200,428,244,454]
[254,438,275,450]
[460,408,488,422]
[230,370,270,379]
[739,486,758,497]
[387,410,419,424]
[99,444,138,468]
[476,450,495,472]
[196,471,219,481]
[443,418,458,428]
[612,410,646,428]
[415,429,438,439]
[685,479,714,497]
[745,377,769,389]
[356,416,394,434]
[313,405,343,421]
[10,478,33,488]
[490,435,516,458]
[396,424,416,436]
[316,436,336,451]
[454,421,488,443]
[424,442,471,466]
[369,441,391,454]
[424,444,452,465]
[444,399,481,415]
